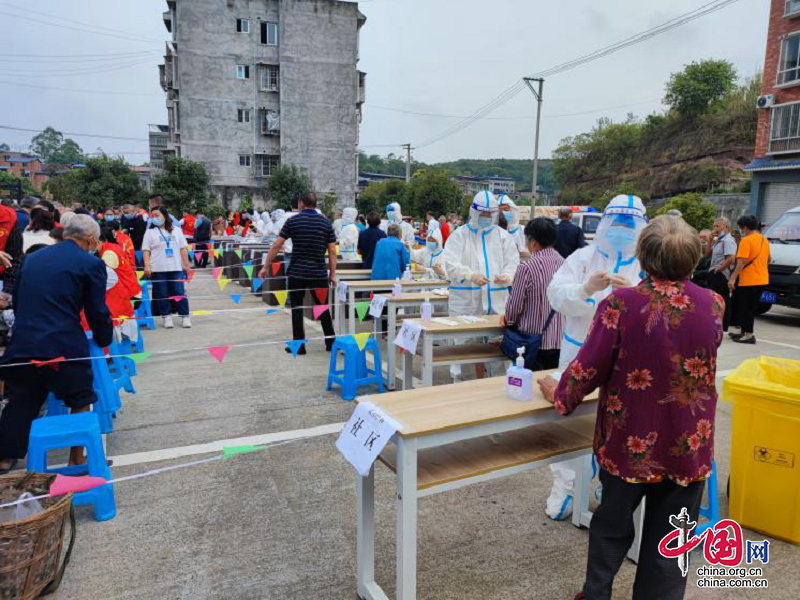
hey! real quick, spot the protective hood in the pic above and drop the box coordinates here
[272,209,285,224]
[342,207,358,225]
[595,194,648,274]
[427,227,443,251]
[498,195,520,230]
[261,211,270,223]
[469,190,499,230]
[386,202,404,223]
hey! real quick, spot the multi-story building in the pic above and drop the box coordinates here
[148,124,170,173]
[746,0,800,224]
[158,0,366,208]
[0,152,49,191]
[450,174,516,197]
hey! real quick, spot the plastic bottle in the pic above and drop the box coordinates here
[402,264,413,281]
[420,292,433,320]
[393,278,402,297]
[506,347,533,401]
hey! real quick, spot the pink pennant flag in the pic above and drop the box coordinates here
[212,267,223,280]
[207,345,232,364]
[168,295,186,302]
[194,251,204,263]
[49,474,108,497]
[312,304,330,320]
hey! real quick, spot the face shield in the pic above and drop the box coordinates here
[261,211,270,223]
[342,207,358,225]
[595,194,648,273]
[386,202,403,224]
[469,190,499,230]
[498,195,519,229]
[272,209,285,224]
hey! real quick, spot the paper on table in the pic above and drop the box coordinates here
[336,402,402,477]
[394,321,422,354]
[459,315,487,324]
[368,294,388,318]
[430,317,459,326]
[432,288,450,297]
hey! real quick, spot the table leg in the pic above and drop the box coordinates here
[387,303,397,390]
[402,348,413,390]
[357,465,376,597]
[349,288,357,336]
[421,335,433,388]
[572,453,593,529]
[627,498,645,564]
[396,436,418,600]
[332,283,341,335]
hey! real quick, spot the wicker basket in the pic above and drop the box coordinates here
[0,472,75,600]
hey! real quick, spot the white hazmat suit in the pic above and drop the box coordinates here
[498,195,528,257]
[543,194,648,520]
[411,227,445,277]
[338,207,360,261]
[380,202,416,246]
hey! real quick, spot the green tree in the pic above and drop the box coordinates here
[356,179,408,217]
[44,155,144,208]
[591,181,649,211]
[268,164,311,210]
[0,170,35,197]
[238,194,254,212]
[319,192,338,219]
[50,138,85,164]
[30,126,85,164]
[656,193,716,231]
[151,156,215,213]
[405,170,464,218]
[665,60,737,117]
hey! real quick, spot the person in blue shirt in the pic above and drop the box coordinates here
[371,224,410,280]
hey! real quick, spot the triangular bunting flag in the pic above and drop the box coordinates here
[213,248,222,259]
[168,295,186,302]
[186,270,195,282]
[273,290,288,307]
[354,332,371,352]
[355,301,371,322]
[243,265,254,279]
[285,339,307,358]
[265,309,279,315]
[312,304,329,320]
[314,288,328,304]
[212,267,223,280]
[129,351,152,363]
[194,251,204,263]
[207,345,232,364]
[252,278,264,292]
[49,474,108,497]
[136,270,144,280]
[271,262,281,276]
[30,356,66,371]
[234,249,243,259]
[218,277,232,291]
[192,309,214,316]
[230,294,242,304]
[244,260,253,268]
[369,292,374,300]
[222,445,267,460]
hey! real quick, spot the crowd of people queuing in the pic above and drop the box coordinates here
[0,186,774,599]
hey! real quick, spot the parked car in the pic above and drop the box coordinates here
[757,206,800,314]
[518,206,602,241]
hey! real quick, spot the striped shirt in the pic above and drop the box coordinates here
[505,247,565,350]
[279,210,336,279]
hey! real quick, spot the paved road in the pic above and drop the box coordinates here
[50,273,800,600]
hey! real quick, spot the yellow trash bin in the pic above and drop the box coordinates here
[722,356,800,544]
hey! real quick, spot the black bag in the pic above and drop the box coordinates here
[501,310,557,370]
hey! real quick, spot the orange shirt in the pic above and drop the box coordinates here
[736,232,770,287]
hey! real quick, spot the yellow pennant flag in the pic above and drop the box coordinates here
[136,270,144,280]
[354,332,371,352]
[273,290,288,307]
[218,277,232,291]
[192,309,214,316]
[213,248,223,259]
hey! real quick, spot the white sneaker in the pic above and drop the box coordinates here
[182,317,192,329]
[163,316,174,329]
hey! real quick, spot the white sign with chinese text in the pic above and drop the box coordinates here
[337,281,349,303]
[369,294,389,318]
[336,402,402,477]
[394,321,423,354]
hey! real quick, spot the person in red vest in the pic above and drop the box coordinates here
[0,205,18,278]
[181,212,196,238]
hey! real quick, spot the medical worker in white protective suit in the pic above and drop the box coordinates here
[381,202,416,247]
[543,194,648,520]
[338,207,360,261]
[411,227,446,278]
[498,195,530,259]
[442,190,520,380]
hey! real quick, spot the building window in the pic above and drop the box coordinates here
[261,21,278,46]
[256,154,280,177]
[787,0,800,17]
[778,32,800,85]
[237,108,251,123]
[236,64,250,80]
[236,18,250,33]
[239,154,252,167]
[260,109,280,135]
[260,64,279,91]
[769,102,800,154]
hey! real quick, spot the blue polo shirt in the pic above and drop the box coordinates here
[371,237,409,281]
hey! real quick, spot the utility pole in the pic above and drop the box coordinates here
[402,143,412,182]
[523,78,544,206]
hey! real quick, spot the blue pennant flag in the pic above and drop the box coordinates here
[243,260,253,267]
[230,294,242,304]
[252,278,264,292]
[265,309,279,315]
[285,339,307,358]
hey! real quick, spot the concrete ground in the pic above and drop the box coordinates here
[39,271,800,600]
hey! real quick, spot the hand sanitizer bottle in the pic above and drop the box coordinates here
[393,278,402,297]
[402,264,413,281]
[506,347,533,401]
[420,292,433,320]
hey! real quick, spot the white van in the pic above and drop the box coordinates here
[518,206,603,241]
[759,206,800,312]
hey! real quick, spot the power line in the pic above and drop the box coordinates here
[0,57,156,78]
[0,51,162,64]
[0,125,149,142]
[0,79,162,97]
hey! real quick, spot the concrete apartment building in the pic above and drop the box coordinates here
[158,0,366,208]
[746,0,800,223]
[451,174,516,197]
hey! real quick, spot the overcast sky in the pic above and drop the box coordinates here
[0,0,769,165]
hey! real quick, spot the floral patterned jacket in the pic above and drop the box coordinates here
[553,278,724,485]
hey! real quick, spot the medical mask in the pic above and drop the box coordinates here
[477,216,493,229]
[152,217,165,227]
[122,213,133,220]
[104,215,115,222]
[387,211,397,222]
[426,242,438,252]
[605,227,636,252]
[502,211,514,222]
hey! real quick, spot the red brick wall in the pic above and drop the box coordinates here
[755,0,800,156]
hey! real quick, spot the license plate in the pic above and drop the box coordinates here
[760,291,777,304]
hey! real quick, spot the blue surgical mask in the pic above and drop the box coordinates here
[387,211,397,222]
[477,216,493,229]
[426,241,438,252]
[605,227,636,252]
[502,211,514,222]
[152,217,165,227]
[104,215,115,222]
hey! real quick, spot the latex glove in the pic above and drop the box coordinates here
[494,274,512,285]
[609,274,632,290]
[470,274,489,286]
[432,264,446,278]
[583,271,610,296]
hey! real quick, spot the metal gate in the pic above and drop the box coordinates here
[761,183,800,226]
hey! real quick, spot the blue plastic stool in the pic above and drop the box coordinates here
[119,336,137,377]
[87,333,121,433]
[132,318,146,354]
[27,412,116,522]
[107,337,135,395]
[45,392,69,417]
[135,281,155,331]
[695,459,720,536]
[326,336,385,401]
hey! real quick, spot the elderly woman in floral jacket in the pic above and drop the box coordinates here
[539,216,724,600]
